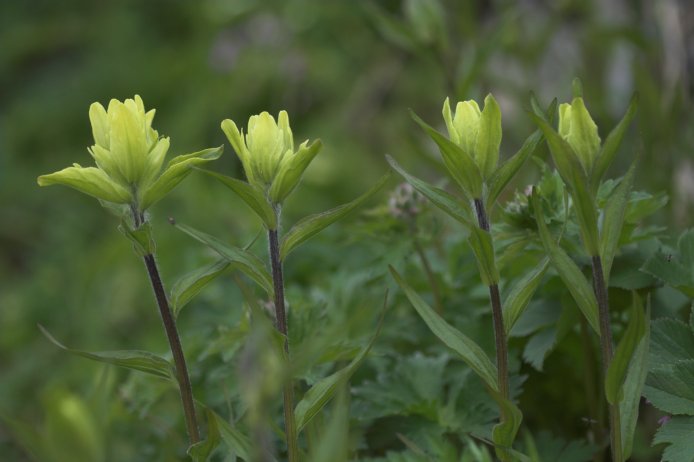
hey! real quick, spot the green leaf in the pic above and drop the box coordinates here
[652,416,694,462]
[599,164,636,281]
[280,171,392,260]
[529,113,584,187]
[467,227,499,286]
[141,146,223,210]
[295,302,385,433]
[641,254,692,290]
[171,259,231,318]
[620,299,650,459]
[476,94,502,178]
[188,408,221,462]
[205,407,255,461]
[389,266,499,391]
[39,325,174,380]
[306,388,350,462]
[605,293,646,404]
[486,130,543,208]
[532,192,600,333]
[410,109,483,198]
[174,222,273,296]
[118,220,155,257]
[37,165,132,204]
[491,395,523,462]
[591,94,638,191]
[386,155,474,226]
[503,257,549,335]
[197,168,277,229]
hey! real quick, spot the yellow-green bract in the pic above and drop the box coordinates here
[37,95,222,211]
[221,110,322,205]
[558,97,601,174]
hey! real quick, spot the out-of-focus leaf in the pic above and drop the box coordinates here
[39,325,174,380]
[171,259,231,318]
[652,416,694,462]
[386,155,474,225]
[197,168,277,229]
[280,171,392,260]
[503,258,549,334]
[491,395,523,462]
[390,266,498,391]
[207,408,254,461]
[188,408,221,462]
[532,192,600,333]
[605,293,646,404]
[174,222,273,296]
[306,388,350,462]
[600,164,635,281]
[411,110,483,198]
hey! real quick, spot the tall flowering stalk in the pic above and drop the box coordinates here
[38,95,223,446]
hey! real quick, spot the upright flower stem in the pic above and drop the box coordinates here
[473,199,509,400]
[591,255,622,462]
[268,210,299,462]
[134,210,200,446]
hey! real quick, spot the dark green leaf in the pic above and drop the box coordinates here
[600,164,636,281]
[207,408,254,461]
[171,259,231,318]
[492,395,523,462]
[503,257,549,334]
[188,408,221,462]
[652,416,694,462]
[467,227,499,285]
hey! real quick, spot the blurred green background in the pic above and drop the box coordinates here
[1,0,692,460]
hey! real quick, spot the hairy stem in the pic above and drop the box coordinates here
[268,221,299,462]
[591,255,622,462]
[473,199,509,400]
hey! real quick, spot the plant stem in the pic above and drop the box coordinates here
[591,255,622,462]
[268,217,299,462]
[473,199,509,400]
[132,210,199,445]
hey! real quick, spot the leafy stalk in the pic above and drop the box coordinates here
[268,208,299,462]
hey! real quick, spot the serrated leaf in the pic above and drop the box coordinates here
[532,192,600,333]
[171,259,231,318]
[295,303,385,433]
[645,360,694,415]
[467,227,499,285]
[197,168,277,229]
[503,257,549,334]
[641,254,692,289]
[605,293,646,404]
[410,110,483,198]
[491,395,523,462]
[652,416,694,462]
[280,171,392,260]
[39,325,174,380]
[389,266,499,391]
[591,94,638,191]
[386,155,474,226]
[174,223,273,296]
[599,164,635,281]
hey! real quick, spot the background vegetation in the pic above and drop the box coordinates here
[1,0,693,460]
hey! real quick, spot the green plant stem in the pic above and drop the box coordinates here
[132,210,200,445]
[473,199,509,400]
[268,217,299,462]
[591,255,622,462]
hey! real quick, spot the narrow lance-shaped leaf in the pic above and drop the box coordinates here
[174,222,273,296]
[570,163,600,256]
[197,168,277,230]
[476,93,502,178]
[171,259,231,318]
[390,266,499,391]
[188,408,222,462]
[620,297,650,460]
[491,394,523,462]
[599,163,636,282]
[531,191,600,333]
[529,113,583,188]
[591,94,639,191]
[468,227,500,286]
[386,155,474,226]
[605,293,647,405]
[39,325,174,380]
[203,406,256,461]
[410,109,483,198]
[295,297,386,433]
[280,171,393,260]
[503,257,549,335]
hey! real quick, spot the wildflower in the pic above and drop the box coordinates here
[558,97,601,173]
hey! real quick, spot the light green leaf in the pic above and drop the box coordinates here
[532,192,600,333]
[188,408,221,462]
[468,227,499,286]
[205,407,255,461]
[280,171,392,260]
[411,109,483,198]
[591,94,639,191]
[389,266,499,391]
[652,416,694,462]
[476,94,502,178]
[605,293,646,404]
[197,168,277,229]
[295,304,385,433]
[39,325,174,380]
[118,220,155,257]
[174,223,273,296]
[171,259,231,318]
[503,257,549,335]
[569,164,600,256]
[141,146,223,210]
[37,165,132,204]
[620,299,650,459]
[269,139,323,204]
[491,395,523,462]
[306,389,350,462]
[386,155,474,226]
[599,164,636,281]
[530,113,583,187]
